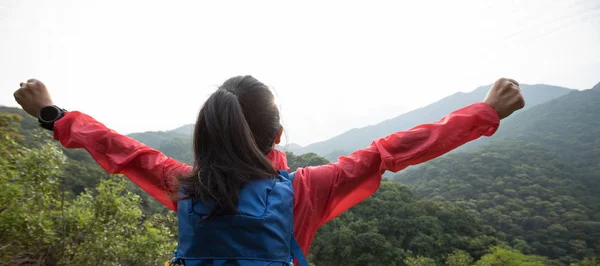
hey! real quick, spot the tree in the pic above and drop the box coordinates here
[309,181,502,265]
[60,177,176,265]
[445,250,474,266]
[473,246,560,266]
[571,257,600,266]
[0,113,176,265]
[396,141,600,263]
[404,256,437,266]
[286,152,330,171]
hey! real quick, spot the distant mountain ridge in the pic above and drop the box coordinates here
[456,81,600,154]
[122,83,573,161]
[170,124,195,136]
[294,84,572,160]
[0,82,576,163]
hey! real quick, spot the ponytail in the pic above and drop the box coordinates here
[177,77,280,220]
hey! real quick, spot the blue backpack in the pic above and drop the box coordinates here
[168,170,310,266]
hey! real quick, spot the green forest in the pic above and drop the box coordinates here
[1,83,600,265]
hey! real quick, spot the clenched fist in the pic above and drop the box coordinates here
[13,79,54,117]
[483,78,525,120]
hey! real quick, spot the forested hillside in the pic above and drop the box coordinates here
[0,106,170,215]
[5,109,595,265]
[0,113,177,265]
[0,109,530,266]
[1,82,599,265]
[127,126,193,164]
[395,84,600,265]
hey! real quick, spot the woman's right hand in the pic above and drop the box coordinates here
[13,78,54,117]
[483,78,526,120]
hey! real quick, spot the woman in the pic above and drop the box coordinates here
[13,76,524,265]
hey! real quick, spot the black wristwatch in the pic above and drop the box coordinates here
[38,105,66,131]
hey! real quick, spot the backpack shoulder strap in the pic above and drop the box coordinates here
[278,169,296,182]
[291,235,310,266]
[278,170,308,266]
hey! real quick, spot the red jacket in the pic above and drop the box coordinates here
[52,102,499,255]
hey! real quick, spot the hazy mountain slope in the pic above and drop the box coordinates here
[127,129,190,150]
[169,124,195,136]
[297,84,572,158]
[455,82,600,155]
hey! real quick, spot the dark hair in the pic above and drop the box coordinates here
[175,75,281,219]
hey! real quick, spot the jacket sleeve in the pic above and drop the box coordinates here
[52,111,191,211]
[293,102,501,226]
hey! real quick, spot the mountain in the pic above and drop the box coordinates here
[170,124,195,136]
[455,82,600,155]
[295,84,572,159]
[2,108,545,265]
[0,106,38,133]
[492,82,600,162]
[394,83,600,264]
[127,125,195,164]
[2,81,598,265]
[132,122,309,155]
[276,143,304,154]
[127,127,191,150]
[110,83,571,163]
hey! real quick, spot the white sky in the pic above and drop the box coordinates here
[1,0,599,146]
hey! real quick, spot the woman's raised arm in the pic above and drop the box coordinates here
[13,79,189,210]
[292,78,525,229]
[53,111,191,211]
[294,102,500,227]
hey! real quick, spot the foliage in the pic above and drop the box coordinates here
[0,106,170,215]
[0,113,176,265]
[396,141,600,265]
[570,257,600,266]
[308,180,502,266]
[473,246,561,266]
[445,250,474,266]
[0,114,67,265]
[285,152,330,172]
[159,137,194,164]
[1,83,598,265]
[404,255,437,266]
[395,87,600,265]
[59,177,177,265]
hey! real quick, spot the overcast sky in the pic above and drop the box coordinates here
[1,0,599,146]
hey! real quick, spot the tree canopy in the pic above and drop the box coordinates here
[1,82,599,265]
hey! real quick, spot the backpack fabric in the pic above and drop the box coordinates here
[167,170,309,266]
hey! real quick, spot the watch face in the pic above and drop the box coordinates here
[40,106,60,122]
